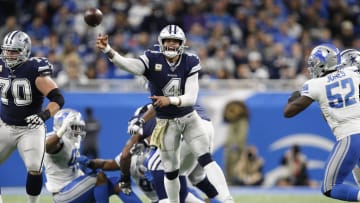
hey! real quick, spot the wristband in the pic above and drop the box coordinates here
[38,109,51,121]
[102,44,111,53]
[56,126,66,138]
[169,97,180,106]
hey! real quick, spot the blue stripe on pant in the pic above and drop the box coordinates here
[321,134,360,201]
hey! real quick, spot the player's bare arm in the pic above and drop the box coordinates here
[88,158,119,170]
[45,134,62,154]
[120,134,142,178]
[284,95,313,117]
[36,76,64,116]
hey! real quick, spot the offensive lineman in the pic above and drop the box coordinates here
[0,30,64,203]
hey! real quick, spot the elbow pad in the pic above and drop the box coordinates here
[47,88,65,108]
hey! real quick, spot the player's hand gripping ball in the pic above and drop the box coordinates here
[84,8,103,27]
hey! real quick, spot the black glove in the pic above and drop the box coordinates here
[25,114,44,129]
[118,175,132,195]
[288,90,301,103]
[25,110,50,129]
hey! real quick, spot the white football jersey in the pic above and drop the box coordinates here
[301,66,360,140]
[44,132,83,193]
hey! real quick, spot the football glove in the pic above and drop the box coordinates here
[118,175,132,195]
[25,114,44,129]
[128,118,145,136]
[56,113,77,138]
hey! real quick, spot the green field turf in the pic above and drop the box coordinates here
[1,194,349,203]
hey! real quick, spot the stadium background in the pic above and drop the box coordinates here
[0,0,359,195]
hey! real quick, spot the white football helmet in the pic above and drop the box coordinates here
[53,108,86,143]
[1,30,31,68]
[307,43,340,78]
[340,49,360,70]
[157,24,186,58]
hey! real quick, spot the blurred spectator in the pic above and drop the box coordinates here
[207,47,236,79]
[0,0,357,84]
[280,144,309,186]
[48,50,63,78]
[98,1,116,33]
[0,16,20,39]
[81,107,101,159]
[232,145,264,186]
[56,52,88,87]
[197,46,213,78]
[182,3,206,32]
[223,100,249,184]
[247,51,270,79]
[127,0,152,31]
[338,20,357,49]
[25,16,50,42]
[94,56,113,79]
[234,63,251,79]
[186,23,207,53]
[264,144,311,187]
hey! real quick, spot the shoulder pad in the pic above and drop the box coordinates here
[28,57,54,76]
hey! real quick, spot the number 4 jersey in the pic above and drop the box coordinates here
[301,66,360,140]
[0,57,53,126]
[139,50,200,119]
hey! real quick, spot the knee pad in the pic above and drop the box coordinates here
[198,153,213,167]
[165,170,179,180]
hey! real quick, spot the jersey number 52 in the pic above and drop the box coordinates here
[326,78,357,108]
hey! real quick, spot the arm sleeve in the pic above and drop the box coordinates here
[110,52,146,75]
[178,73,199,107]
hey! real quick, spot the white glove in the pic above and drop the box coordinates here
[56,113,76,138]
[25,114,44,129]
[127,118,144,136]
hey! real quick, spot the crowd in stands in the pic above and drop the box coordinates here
[0,0,359,87]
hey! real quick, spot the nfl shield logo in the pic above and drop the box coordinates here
[155,64,162,71]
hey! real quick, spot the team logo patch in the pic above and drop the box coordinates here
[155,64,162,71]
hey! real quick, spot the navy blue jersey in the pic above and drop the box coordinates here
[0,57,53,125]
[140,51,200,119]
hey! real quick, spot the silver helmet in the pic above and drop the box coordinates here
[340,49,360,70]
[307,43,340,78]
[157,25,186,58]
[1,30,31,68]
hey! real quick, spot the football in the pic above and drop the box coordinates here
[84,8,103,27]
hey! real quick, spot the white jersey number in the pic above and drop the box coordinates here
[0,78,32,106]
[326,78,356,108]
[162,78,181,96]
